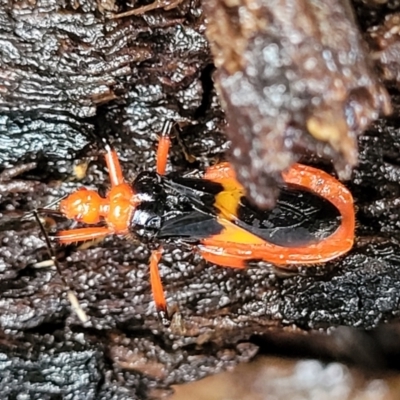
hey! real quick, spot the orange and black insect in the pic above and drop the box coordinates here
[42,121,355,323]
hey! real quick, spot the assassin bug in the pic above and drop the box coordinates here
[42,121,355,323]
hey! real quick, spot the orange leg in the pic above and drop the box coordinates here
[56,227,111,244]
[149,247,170,325]
[103,143,125,187]
[156,120,174,176]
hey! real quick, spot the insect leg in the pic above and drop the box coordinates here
[102,139,125,187]
[56,227,111,244]
[156,120,174,176]
[149,247,170,325]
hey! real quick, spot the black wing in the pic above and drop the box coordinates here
[158,176,225,240]
[162,176,341,247]
[234,184,341,247]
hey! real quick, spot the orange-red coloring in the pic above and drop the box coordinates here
[52,122,355,322]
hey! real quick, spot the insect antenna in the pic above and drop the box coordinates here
[23,196,67,220]
[32,209,88,323]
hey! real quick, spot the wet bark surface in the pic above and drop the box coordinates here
[0,0,399,399]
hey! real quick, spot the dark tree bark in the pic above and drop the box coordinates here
[0,0,399,398]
